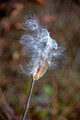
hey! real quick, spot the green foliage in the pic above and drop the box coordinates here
[43,85,52,95]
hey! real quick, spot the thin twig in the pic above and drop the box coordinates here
[22,79,35,120]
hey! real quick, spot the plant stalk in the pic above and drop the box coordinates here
[22,79,35,120]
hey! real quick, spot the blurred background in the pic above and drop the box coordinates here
[0,0,80,120]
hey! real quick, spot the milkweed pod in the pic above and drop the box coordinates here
[33,59,49,80]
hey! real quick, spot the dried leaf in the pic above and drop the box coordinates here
[10,3,23,19]
[27,0,46,7]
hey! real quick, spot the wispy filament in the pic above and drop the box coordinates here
[20,14,64,79]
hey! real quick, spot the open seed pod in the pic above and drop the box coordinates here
[33,59,49,80]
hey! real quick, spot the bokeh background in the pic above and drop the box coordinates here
[0,0,80,120]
